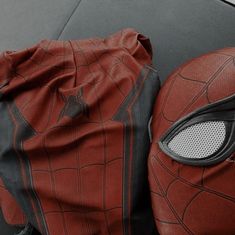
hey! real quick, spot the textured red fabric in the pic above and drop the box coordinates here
[149,48,235,234]
[0,29,158,235]
[0,178,26,226]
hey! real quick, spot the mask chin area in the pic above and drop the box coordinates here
[159,94,235,166]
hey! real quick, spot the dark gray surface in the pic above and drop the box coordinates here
[0,0,79,51]
[0,0,234,82]
[59,0,235,81]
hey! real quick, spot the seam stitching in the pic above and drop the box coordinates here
[56,0,83,39]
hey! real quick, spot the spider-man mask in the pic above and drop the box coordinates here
[148,48,235,235]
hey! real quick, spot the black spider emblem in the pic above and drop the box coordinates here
[58,88,89,122]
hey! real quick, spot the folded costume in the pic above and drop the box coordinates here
[0,29,159,235]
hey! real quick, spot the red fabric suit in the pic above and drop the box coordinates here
[148,47,235,234]
[0,29,159,235]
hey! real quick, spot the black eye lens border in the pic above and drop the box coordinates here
[159,94,235,166]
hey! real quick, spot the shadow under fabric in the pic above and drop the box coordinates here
[0,29,159,235]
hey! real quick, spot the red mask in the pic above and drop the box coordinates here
[149,48,235,234]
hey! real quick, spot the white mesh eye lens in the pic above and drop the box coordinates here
[168,121,226,159]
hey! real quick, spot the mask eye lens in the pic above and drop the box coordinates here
[167,121,226,159]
